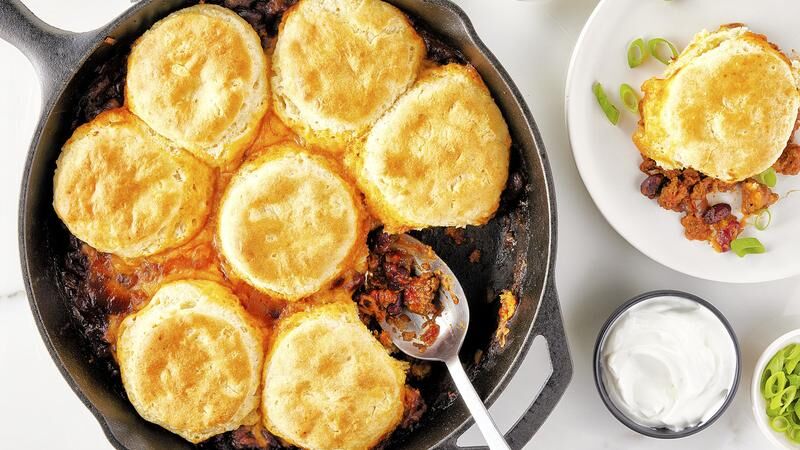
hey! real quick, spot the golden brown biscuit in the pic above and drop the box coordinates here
[117,280,264,443]
[271,0,425,152]
[217,143,366,300]
[262,299,407,450]
[126,4,269,167]
[352,63,511,232]
[53,108,214,258]
[634,25,800,182]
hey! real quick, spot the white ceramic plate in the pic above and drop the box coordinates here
[566,0,800,283]
[751,330,800,450]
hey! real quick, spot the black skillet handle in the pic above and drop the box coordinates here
[0,0,100,106]
[502,281,572,449]
[444,280,573,450]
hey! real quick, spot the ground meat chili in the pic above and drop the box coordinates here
[638,155,781,252]
[356,232,443,348]
[58,1,513,448]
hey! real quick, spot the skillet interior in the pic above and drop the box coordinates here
[18,1,555,448]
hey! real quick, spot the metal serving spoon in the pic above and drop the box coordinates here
[380,234,510,450]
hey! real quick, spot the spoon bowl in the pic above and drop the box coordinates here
[380,234,470,361]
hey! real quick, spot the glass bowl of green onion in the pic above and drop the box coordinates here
[752,330,800,448]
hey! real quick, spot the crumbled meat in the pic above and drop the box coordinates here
[742,180,779,215]
[681,215,712,241]
[357,233,441,324]
[356,232,443,352]
[657,177,691,212]
[775,143,800,175]
[638,157,775,252]
[403,273,440,316]
[419,322,440,347]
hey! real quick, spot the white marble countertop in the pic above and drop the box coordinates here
[2,0,798,448]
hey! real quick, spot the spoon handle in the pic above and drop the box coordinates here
[445,356,511,450]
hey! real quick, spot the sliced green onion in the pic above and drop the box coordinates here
[773,416,792,433]
[766,372,788,399]
[789,357,800,375]
[619,83,640,114]
[627,38,648,68]
[730,237,766,257]
[787,345,800,360]
[592,82,620,125]
[770,351,787,374]
[648,38,679,64]
[755,209,772,231]
[790,427,800,443]
[780,386,797,414]
[755,167,778,188]
[789,375,800,387]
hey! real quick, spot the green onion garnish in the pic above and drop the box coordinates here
[627,38,648,68]
[755,209,772,231]
[773,416,792,433]
[755,167,778,188]
[766,372,788,398]
[647,38,679,65]
[619,83,640,114]
[730,237,766,257]
[592,82,620,125]
[761,343,800,444]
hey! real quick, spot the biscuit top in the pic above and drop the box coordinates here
[126,4,269,167]
[116,280,264,443]
[53,108,214,258]
[217,143,365,300]
[262,300,407,450]
[272,0,426,151]
[355,64,511,232]
[634,26,800,182]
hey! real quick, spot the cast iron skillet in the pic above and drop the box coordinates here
[2,0,572,448]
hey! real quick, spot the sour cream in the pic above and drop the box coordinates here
[601,296,737,431]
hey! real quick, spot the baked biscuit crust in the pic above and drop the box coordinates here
[272,0,426,152]
[634,26,800,182]
[262,299,407,450]
[53,108,214,258]
[126,4,269,167]
[353,63,511,232]
[217,142,366,300]
[116,280,264,443]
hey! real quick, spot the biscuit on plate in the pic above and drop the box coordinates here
[262,299,407,450]
[352,63,511,232]
[271,0,425,152]
[634,25,800,182]
[126,4,269,166]
[217,142,365,300]
[53,108,214,258]
[116,280,264,443]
